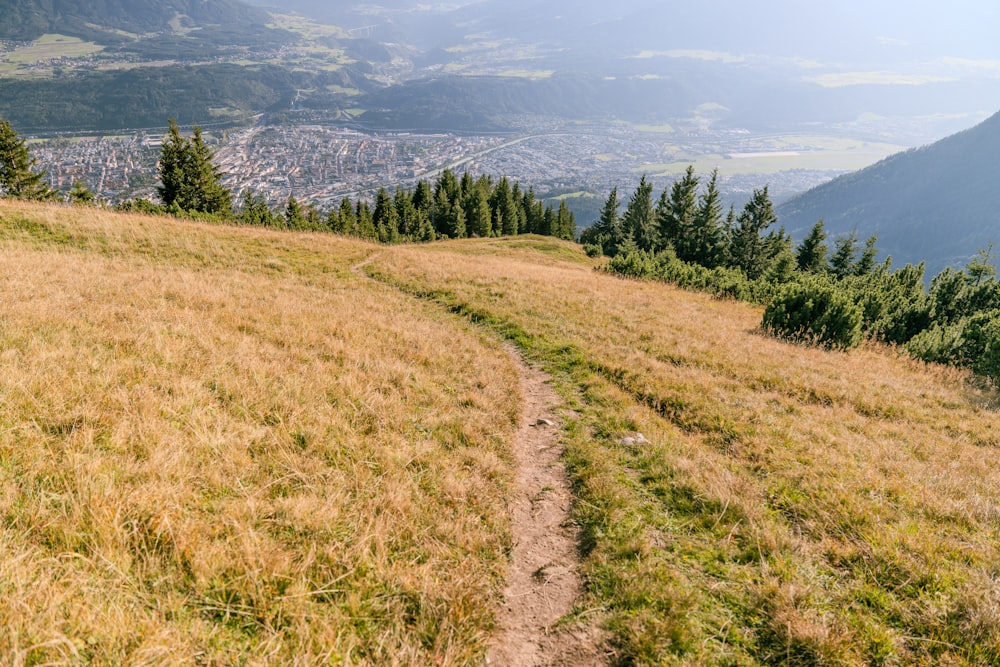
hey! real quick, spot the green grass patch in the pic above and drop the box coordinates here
[367,236,1000,665]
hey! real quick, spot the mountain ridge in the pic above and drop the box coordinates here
[777,109,1000,275]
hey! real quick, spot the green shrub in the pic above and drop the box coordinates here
[909,310,1000,384]
[763,279,863,350]
[583,243,604,258]
[606,249,659,280]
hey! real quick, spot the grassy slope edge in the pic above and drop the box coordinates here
[0,201,520,664]
[3,201,1000,665]
[369,238,1000,666]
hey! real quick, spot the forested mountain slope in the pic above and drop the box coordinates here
[0,0,272,42]
[778,109,1000,274]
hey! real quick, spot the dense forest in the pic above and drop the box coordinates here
[592,167,1000,384]
[0,64,362,133]
[210,169,577,244]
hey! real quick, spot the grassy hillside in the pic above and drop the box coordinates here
[0,201,520,663]
[3,200,1000,664]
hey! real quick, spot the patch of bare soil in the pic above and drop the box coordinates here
[487,347,607,666]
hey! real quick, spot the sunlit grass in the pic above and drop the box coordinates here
[371,236,1000,665]
[7,199,1000,665]
[0,201,521,664]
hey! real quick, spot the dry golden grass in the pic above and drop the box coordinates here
[372,238,1000,666]
[0,201,520,664]
[7,199,1000,665]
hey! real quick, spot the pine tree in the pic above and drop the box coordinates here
[691,169,724,267]
[491,177,517,237]
[395,188,418,240]
[795,220,829,273]
[412,180,433,221]
[623,176,656,252]
[511,182,528,234]
[157,119,232,215]
[69,179,95,205]
[373,188,400,243]
[465,183,492,238]
[284,195,306,229]
[355,201,376,240]
[554,200,576,240]
[830,231,859,279]
[583,187,626,256]
[238,190,276,227]
[854,235,880,276]
[729,186,778,279]
[657,165,699,256]
[433,185,465,239]
[330,197,356,235]
[523,186,543,235]
[0,118,57,201]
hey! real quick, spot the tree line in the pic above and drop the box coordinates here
[0,117,575,244]
[595,167,1000,384]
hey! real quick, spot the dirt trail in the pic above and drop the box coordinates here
[487,347,606,666]
[352,255,604,665]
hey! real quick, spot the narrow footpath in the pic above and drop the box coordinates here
[486,348,605,667]
[352,255,605,666]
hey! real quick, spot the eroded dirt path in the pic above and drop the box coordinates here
[487,347,606,667]
[353,255,604,665]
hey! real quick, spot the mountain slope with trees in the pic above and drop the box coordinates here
[0,0,274,43]
[778,109,1000,276]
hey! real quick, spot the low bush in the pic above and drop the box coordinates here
[763,279,863,349]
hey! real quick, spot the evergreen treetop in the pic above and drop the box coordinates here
[0,118,58,201]
[157,119,232,216]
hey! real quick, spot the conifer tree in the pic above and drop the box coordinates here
[523,186,542,235]
[238,190,276,226]
[0,118,57,201]
[157,119,231,215]
[623,175,656,251]
[412,180,433,221]
[830,231,860,279]
[491,177,517,237]
[511,182,529,234]
[330,197,356,235]
[854,235,880,276]
[795,220,829,273]
[373,188,400,243]
[433,185,465,239]
[691,169,725,267]
[69,179,95,205]
[395,188,419,239]
[284,195,305,229]
[657,165,699,256]
[554,200,576,240]
[465,184,492,238]
[728,186,778,279]
[355,200,376,240]
[583,186,626,256]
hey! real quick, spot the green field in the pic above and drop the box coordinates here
[0,34,104,77]
[636,135,906,176]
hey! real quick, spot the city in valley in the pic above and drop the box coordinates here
[29,118,910,220]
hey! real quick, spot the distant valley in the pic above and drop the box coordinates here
[2,0,999,267]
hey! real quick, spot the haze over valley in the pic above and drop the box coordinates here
[3,0,999,248]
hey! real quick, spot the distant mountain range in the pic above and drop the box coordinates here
[778,110,1000,276]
